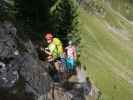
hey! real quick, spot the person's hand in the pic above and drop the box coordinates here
[44,48,49,52]
[45,48,49,51]
[40,47,45,51]
[44,48,50,53]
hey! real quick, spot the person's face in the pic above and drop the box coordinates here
[46,38,52,43]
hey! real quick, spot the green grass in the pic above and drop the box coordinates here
[79,4,133,100]
[109,0,133,21]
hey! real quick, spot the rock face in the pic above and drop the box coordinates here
[47,82,86,100]
[0,21,52,100]
[0,21,19,88]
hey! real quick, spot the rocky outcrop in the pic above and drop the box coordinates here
[0,21,19,88]
[0,21,52,100]
[47,82,86,100]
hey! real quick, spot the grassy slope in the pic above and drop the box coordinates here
[79,2,133,100]
[109,0,133,21]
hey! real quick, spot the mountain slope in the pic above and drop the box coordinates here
[79,1,133,100]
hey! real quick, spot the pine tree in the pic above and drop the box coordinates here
[51,0,79,45]
[15,0,57,40]
[0,0,15,20]
[15,0,80,44]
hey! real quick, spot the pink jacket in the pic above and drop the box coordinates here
[65,46,77,60]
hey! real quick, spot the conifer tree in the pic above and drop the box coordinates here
[15,0,57,39]
[15,0,80,44]
[0,0,15,20]
[51,0,79,45]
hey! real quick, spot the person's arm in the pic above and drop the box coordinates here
[45,44,56,56]
[65,47,68,56]
[40,47,52,55]
[44,48,52,55]
[73,47,77,60]
[65,47,68,51]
